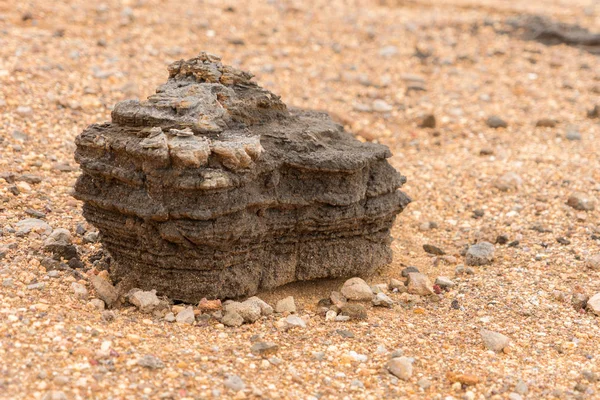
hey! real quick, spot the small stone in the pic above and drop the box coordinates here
[3,278,14,287]
[222,311,244,327]
[494,172,522,191]
[371,283,388,294]
[129,290,160,313]
[480,329,510,351]
[245,296,274,316]
[567,192,595,211]
[16,218,52,236]
[387,357,413,380]
[335,315,351,322]
[83,231,99,243]
[372,292,394,307]
[325,310,337,321]
[389,278,405,291]
[419,114,436,128]
[198,298,222,312]
[285,315,306,328]
[423,244,445,255]
[101,310,116,322]
[587,292,600,315]
[486,115,508,128]
[340,303,368,320]
[137,355,164,369]
[572,293,589,310]
[224,375,245,392]
[406,273,434,296]
[27,282,45,290]
[587,105,599,119]
[340,277,373,301]
[71,282,88,299]
[225,300,261,323]
[515,381,529,394]
[250,342,279,357]
[465,242,495,266]
[565,126,582,141]
[446,371,481,386]
[16,106,33,116]
[89,275,119,307]
[536,118,557,127]
[337,329,354,338]
[417,378,431,390]
[175,306,195,324]
[582,370,598,383]
[435,276,455,289]
[44,228,77,260]
[89,299,105,310]
[330,291,347,308]
[401,266,420,277]
[275,296,296,313]
[372,99,393,112]
[164,312,176,322]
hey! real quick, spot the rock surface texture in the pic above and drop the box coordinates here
[73,53,410,302]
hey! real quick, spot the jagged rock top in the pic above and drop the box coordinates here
[111,52,288,134]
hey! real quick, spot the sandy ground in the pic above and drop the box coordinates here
[1,0,600,399]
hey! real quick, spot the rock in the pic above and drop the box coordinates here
[372,99,393,112]
[401,266,419,277]
[224,375,245,392]
[389,278,405,291]
[137,355,164,369]
[83,231,99,243]
[494,172,522,191]
[423,244,445,255]
[567,192,595,211]
[330,291,347,309]
[73,53,410,302]
[244,296,273,316]
[129,290,160,313]
[387,357,413,380]
[176,306,195,324]
[572,293,589,310]
[16,106,33,116]
[417,378,432,390]
[198,298,222,312]
[565,126,582,141]
[250,342,278,357]
[222,311,244,327]
[284,315,306,328]
[16,218,52,236]
[89,275,119,307]
[486,115,507,128]
[586,255,600,271]
[588,105,599,119]
[275,296,296,313]
[480,329,510,351]
[71,282,88,299]
[44,228,78,260]
[340,303,368,320]
[446,371,481,386]
[465,242,495,266]
[536,118,557,127]
[325,310,337,321]
[587,293,600,315]
[102,310,116,322]
[89,299,105,310]
[225,300,261,323]
[164,312,175,322]
[419,114,436,128]
[435,276,455,289]
[406,273,434,296]
[515,381,529,394]
[372,292,393,307]
[340,277,373,301]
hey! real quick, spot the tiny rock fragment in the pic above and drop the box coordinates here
[224,374,245,392]
[446,371,481,386]
[250,342,279,357]
[198,298,222,312]
[419,114,436,128]
[275,296,296,313]
[465,242,495,266]
[435,276,455,289]
[89,275,119,307]
[480,329,510,351]
[535,118,557,127]
[175,306,195,324]
[372,292,394,307]
[137,355,164,369]
[129,290,160,313]
[387,357,413,380]
[71,282,88,299]
[284,315,306,328]
[486,115,508,128]
[494,172,522,192]
[340,277,373,301]
[586,255,600,271]
[44,228,78,260]
[587,293,600,315]
[340,303,368,320]
[567,192,595,211]
[423,244,445,255]
[222,311,244,327]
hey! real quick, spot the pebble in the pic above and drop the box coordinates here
[372,99,393,112]
[587,293,600,315]
[486,115,507,128]
[89,299,105,310]
[419,114,436,128]
[175,306,195,324]
[245,296,274,315]
[129,290,161,313]
[198,298,222,312]
[565,125,582,141]
[27,282,45,290]
[417,378,431,389]
[372,292,394,307]
[222,311,244,327]
[435,276,455,289]
[389,278,406,291]
[423,244,445,255]
[284,315,306,328]
[137,355,164,369]
[275,296,296,313]
[387,357,413,380]
[83,231,99,243]
[515,380,529,394]
[71,282,88,299]
[250,342,279,357]
[587,105,599,119]
[44,228,77,260]
[325,310,337,321]
[224,374,245,392]
[16,218,52,235]
[16,105,33,116]
[480,329,510,351]
[340,303,368,320]
[406,272,434,295]
[536,118,557,127]
[465,242,495,266]
[337,329,354,338]
[330,291,347,308]
[567,192,595,211]
[494,172,522,191]
[340,277,373,301]
[89,275,119,307]
[225,300,262,323]
[164,312,176,322]
[401,266,420,277]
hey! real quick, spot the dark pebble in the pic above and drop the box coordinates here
[423,244,445,255]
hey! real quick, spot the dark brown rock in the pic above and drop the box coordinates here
[73,53,410,302]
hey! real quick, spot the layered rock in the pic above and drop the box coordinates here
[73,53,410,302]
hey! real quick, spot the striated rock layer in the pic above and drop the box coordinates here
[73,53,411,302]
